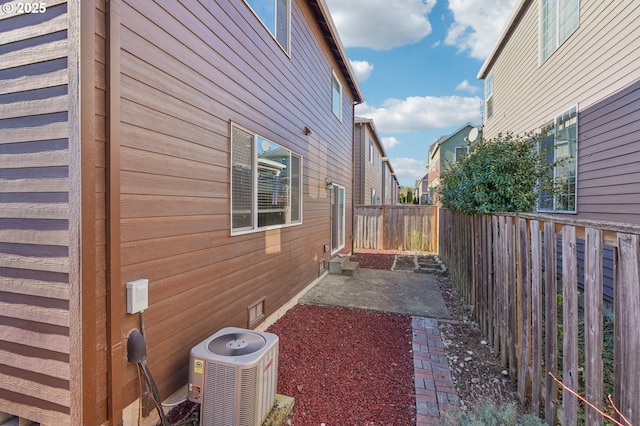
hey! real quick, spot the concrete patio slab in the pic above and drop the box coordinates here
[300,268,450,319]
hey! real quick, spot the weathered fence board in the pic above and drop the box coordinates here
[615,233,640,426]
[584,227,603,426]
[354,205,437,252]
[562,225,578,426]
[544,221,558,426]
[530,220,542,415]
[517,218,531,403]
[506,217,516,379]
[438,209,640,425]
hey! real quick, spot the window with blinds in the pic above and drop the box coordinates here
[231,124,302,234]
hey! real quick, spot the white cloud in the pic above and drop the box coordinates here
[325,0,437,50]
[455,79,479,94]
[349,60,374,82]
[381,136,400,150]
[389,157,428,185]
[355,96,482,133]
[445,0,519,59]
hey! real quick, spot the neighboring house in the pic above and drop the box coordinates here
[389,170,400,204]
[417,174,429,204]
[478,0,640,225]
[387,164,401,204]
[0,1,362,425]
[427,123,480,206]
[354,117,397,205]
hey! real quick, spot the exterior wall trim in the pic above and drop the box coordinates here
[69,0,99,423]
[106,0,124,423]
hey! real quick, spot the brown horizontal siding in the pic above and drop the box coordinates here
[114,0,354,407]
[0,1,74,424]
[92,0,108,422]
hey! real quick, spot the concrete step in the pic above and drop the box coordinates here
[342,261,360,276]
[329,256,359,276]
[329,256,349,274]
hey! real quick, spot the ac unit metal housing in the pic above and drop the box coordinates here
[188,327,278,426]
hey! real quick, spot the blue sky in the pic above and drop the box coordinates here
[324,0,519,187]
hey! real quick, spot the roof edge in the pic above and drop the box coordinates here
[478,0,532,80]
[355,116,388,159]
[311,0,364,104]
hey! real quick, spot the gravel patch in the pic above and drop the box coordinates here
[268,304,416,425]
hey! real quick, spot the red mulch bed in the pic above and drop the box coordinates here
[267,304,415,425]
[349,253,396,270]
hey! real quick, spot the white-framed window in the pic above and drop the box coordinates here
[537,107,578,213]
[368,139,374,164]
[244,0,290,53]
[332,72,342,120]
[231,124,302,233]
[371,188,377,205]
[540,0,579,63]
[455,146,468,162]
[485,73,494,120]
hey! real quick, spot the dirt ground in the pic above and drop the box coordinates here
[435,274,519,410]
[353,251,520,411]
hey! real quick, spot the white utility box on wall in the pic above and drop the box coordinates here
[126,278,148,314]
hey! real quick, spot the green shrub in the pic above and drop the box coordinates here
[438,132,557,215]
[440,399,545,426]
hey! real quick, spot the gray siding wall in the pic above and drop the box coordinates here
[482,0,640,224]
[354,124,365,205]
[354,122,385,206]
[0,2,73,424]
[578,80,640,224]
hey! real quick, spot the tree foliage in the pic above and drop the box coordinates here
[406,188,414,204]
[438,132,556,215]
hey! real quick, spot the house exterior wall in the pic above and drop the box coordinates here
[426,124,477,206]
[427,148,441,205]
[480,0,640,224]
[353,121,366,205]
[0,1,107,424]
[382,161,395,204]
[354,119,386,205]
[0,0,359,424]
[111,0,358,412]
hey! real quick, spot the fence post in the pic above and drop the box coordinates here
[614,233,640,426]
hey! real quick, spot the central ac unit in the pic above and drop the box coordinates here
[188,327,279,426]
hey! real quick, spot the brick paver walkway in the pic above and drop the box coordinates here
[412,317,460,425]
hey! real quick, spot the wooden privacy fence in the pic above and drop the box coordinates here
[354,205,438,252]
[439,209,640,426]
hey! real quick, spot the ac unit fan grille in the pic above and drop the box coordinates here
[202,363,236,425]
[239,366,258,425]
